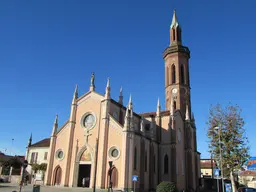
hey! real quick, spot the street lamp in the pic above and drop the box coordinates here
[214,126,225,192]
[108,161,113,192]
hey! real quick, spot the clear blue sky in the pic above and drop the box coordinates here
[0,0,255,158]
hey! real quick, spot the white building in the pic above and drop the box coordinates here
[25,135,50,184]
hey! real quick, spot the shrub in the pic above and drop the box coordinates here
[156,181,178,192]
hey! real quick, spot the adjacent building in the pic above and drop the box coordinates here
[43,10,201,191]
[200,159,217,178]
[25,135,50,184]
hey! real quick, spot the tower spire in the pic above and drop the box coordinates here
[185,104,190,120]
[156,97,161,116]
[105,77,111,99]
[170,9,182,46]
[118,87,123,105]
[51,114,58,136]
[164,9,190,117]
[27,133,32,147]
[72,84,78,104]
[128,94,132,110]
[170,9,179,29]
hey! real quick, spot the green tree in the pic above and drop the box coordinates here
[207,103,250,192]
[31,163,47,181]
[2,157,22,169]
[156,181,178,192]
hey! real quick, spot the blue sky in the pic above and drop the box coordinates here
[0,0,255,158]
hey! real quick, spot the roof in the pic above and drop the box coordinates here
[239,170,256,176]
[200,159,217,169]
[139,110,170,118]
[0,153,24,164]
[30,138,50,148]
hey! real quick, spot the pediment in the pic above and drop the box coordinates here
[77,91,104,106]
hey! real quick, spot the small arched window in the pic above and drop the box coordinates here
[153,155,156,173]
[172,64,176,84]
[172,29,176,41]
[180,64,185,84]
[164,154,168,174]
[166,66,169,85]
[173,101,177,110]
[145,151,147,172]
[133,147,137,170]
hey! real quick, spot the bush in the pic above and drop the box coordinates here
[156,181,178,192]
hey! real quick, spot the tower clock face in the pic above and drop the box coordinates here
[172,88,178,94]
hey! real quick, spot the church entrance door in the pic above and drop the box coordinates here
[54,166,62,185]
[78,164,91,187]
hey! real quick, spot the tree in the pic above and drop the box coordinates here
[207,103,250,192]
[156,181,178,192]
[2,157,22,169]
[31,163,47,181]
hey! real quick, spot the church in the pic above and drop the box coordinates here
[43,10,200,192]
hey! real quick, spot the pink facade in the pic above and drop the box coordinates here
[44,10,201,192]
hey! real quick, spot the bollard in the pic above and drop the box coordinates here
[32,185,40,192]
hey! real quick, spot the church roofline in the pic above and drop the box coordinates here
[110,99,141,119]
[140,110,170,117]
[76,91,104,103]
[56,120,69,135]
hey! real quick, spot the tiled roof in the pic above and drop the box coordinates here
[200,159,217,169]
[140,110,170,117]
[0,153,24,164]
[30,138,50,148]
[239,170,256,176]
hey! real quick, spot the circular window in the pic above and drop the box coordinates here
[111,149,119,158]
[108,146,120,160]
[81,113,96,130]
[55,149,64,160]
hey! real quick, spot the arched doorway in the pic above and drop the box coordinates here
[107,166,118,189]
[53,166,62,186]
[111,167,118,188]
[77,149,92,187]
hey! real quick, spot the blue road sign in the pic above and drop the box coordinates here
[225,183,232,192]
[132,175,138,182]
[214,169,220,177]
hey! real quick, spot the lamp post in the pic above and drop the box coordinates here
[214,126,225,192]
[108,161,113,192]
[19,160,28,192]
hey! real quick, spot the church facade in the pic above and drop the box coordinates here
[44,10,200,191]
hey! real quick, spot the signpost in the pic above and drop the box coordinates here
[132,175,138,192]
[225,183,232,192]
[214,169,220,192]
[214,169,220,177]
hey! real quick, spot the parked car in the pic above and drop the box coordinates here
[238,187,256,192]
[0,177,8,183]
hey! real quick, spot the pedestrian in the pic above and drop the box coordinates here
[82,177,86,188]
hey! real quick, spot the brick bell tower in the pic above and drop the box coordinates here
[163,10,191,118]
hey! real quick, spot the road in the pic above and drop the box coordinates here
[0,183,110,192]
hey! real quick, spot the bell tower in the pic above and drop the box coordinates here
[163,10,191,118]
